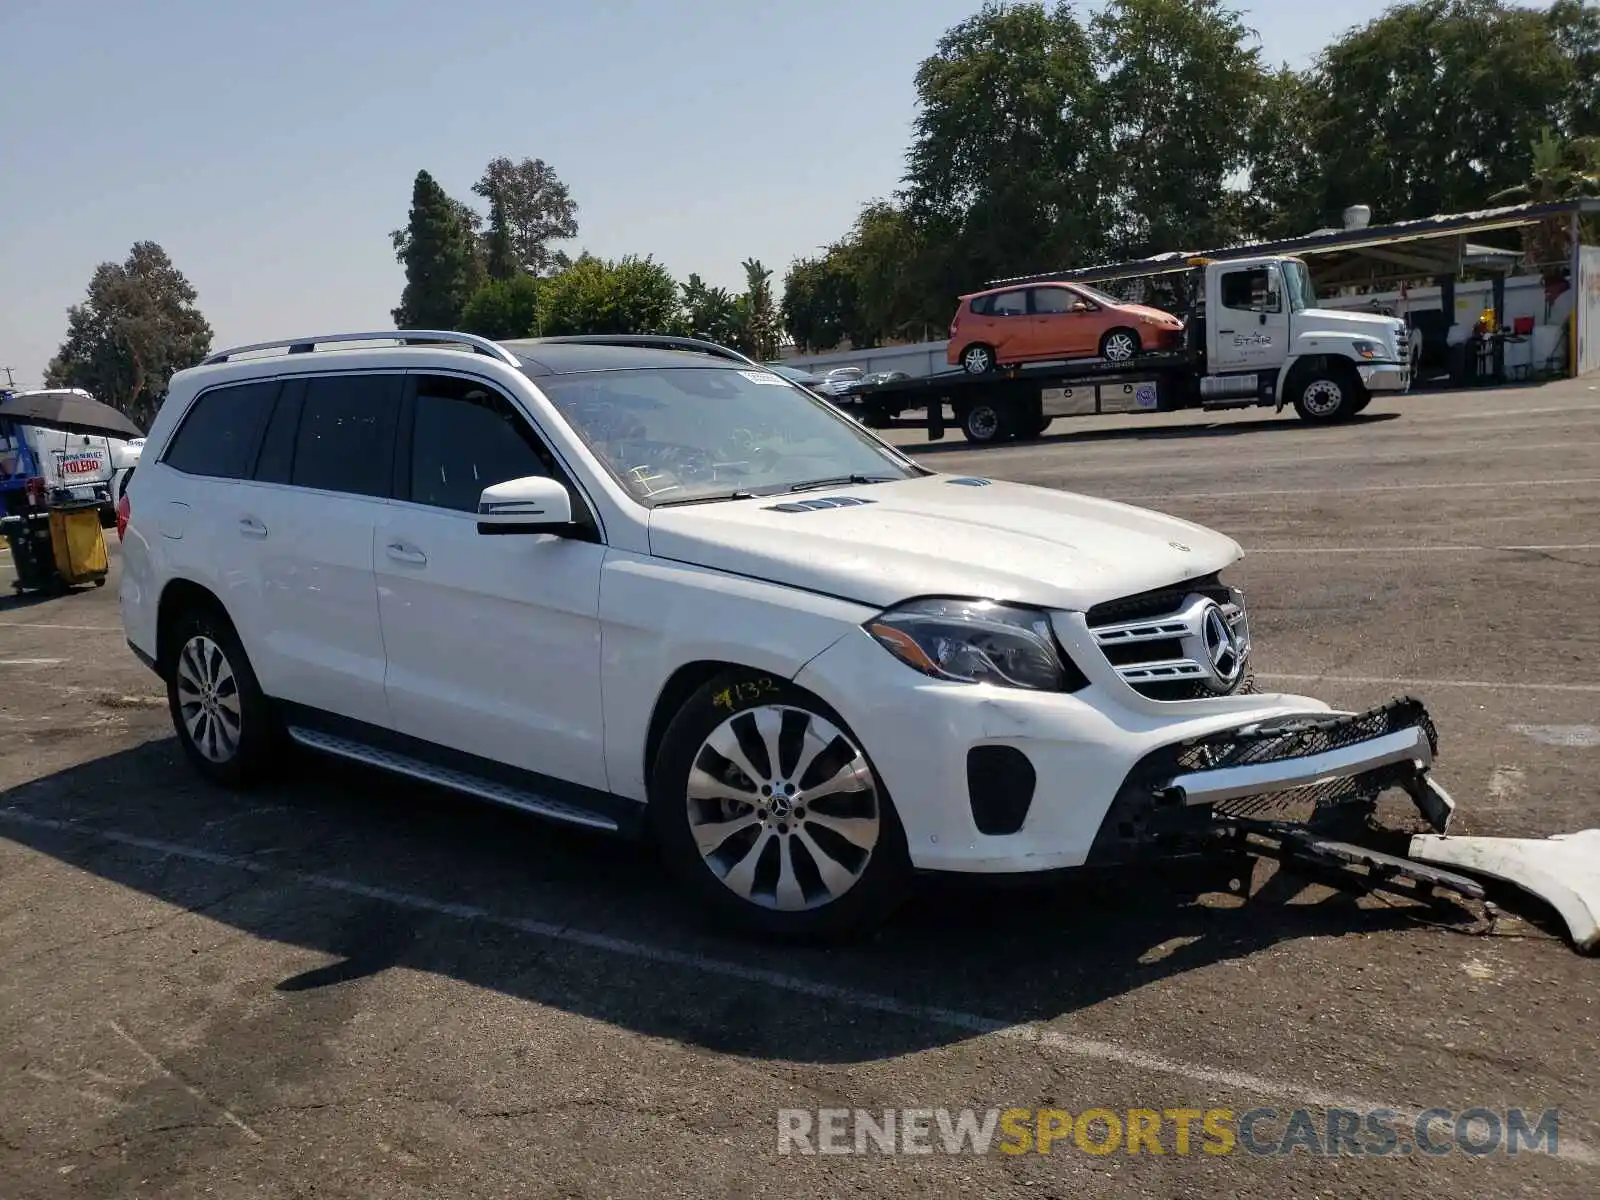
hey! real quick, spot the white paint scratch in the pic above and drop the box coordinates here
[107,1019,263,1142]
[1510,724,1600,748]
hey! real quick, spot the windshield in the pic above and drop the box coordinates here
[1072,283,1124,307]
[535,366,922,505]
[1282,259,1315,313]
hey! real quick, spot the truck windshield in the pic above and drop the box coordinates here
[1282,260,1316,313]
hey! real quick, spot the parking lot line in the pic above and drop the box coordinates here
[1,806,1593,1165]
[1261,672,1600,695]
[0,621,120,632]
[1117,476,1600,502]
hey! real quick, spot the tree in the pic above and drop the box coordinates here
[392,170,482,329]
[45,241,212,430]
[536,253,682,336]
[472,156,580,276]
[1241,67,1324,239]
[1311,0,1571,223]
[459,274,542,339]
[781,255,857,352]
[681,273,743,346]
[1093,0,1266,255]
[905,2,1109,287]
[1548,0,1600,140]
[1488,128,1600,272]
[483,190,519,282]
[731,258,780,360]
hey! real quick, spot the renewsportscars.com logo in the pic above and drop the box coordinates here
[776,1106,1562,1158]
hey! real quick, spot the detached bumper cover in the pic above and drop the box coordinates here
[1088,697,1449,865]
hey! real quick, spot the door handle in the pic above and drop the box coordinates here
[238,517,268,539]
[386,542,427,566]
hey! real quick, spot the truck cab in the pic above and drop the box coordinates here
[1196,256,1411,421]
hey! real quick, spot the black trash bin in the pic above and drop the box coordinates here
[0,511,60,593]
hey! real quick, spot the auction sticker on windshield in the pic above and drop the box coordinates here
[738,371,790,386]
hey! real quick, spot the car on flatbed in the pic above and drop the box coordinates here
[117,330,1455,937]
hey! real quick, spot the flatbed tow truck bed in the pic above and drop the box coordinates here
[834,348,1265,444]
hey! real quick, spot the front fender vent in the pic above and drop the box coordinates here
[946,476,991,487]
[763,496,879,513]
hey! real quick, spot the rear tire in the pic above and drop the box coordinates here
[958,400,1008,443]
[164,604,282,788]
[960,343,996,375]
[648,669,912,940]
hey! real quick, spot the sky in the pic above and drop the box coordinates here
[0,0,1473,386]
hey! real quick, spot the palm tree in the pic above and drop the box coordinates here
[1488,129,1600,276]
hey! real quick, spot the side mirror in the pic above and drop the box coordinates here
[476,475,574,535]
[1069,302,1090,314]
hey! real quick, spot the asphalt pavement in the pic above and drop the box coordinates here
[2,378,1598,1198]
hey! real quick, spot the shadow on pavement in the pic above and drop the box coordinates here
[0,738,1470,1065]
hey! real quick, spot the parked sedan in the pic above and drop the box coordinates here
[947,281,1185,374]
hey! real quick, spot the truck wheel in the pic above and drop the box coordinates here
[1290,366,1364,423]
[1099,328,1141,363]
[960,344,996,375]
[958,401,1006,443]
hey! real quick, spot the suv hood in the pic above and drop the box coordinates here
[647,474,1242,611]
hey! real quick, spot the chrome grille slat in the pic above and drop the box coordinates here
[1088,587,1252,700]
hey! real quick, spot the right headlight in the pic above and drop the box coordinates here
[864,598,1083,691]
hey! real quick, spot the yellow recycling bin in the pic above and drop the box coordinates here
[48,501,109,588]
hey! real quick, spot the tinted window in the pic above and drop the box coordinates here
[290,374,401,497]
[990,290,1028,317]
[1032,287,1076,314]
[1220,268,1279,313]
[163,380,279,479]
[969,294,993,315]
[252,380,304,484]
[409,376,550,512]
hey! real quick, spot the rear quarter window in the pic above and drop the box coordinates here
[162,380,281,479]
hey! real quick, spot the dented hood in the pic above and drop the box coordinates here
[647,474,1242,611]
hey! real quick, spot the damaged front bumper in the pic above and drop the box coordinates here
[1088,697,1455,866]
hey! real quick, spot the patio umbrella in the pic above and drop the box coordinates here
[0,390,144,439]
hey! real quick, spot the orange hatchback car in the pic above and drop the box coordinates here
[947,281,1186,375]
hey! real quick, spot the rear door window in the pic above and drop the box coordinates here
[290,374,403,498]
[162,380,280,479]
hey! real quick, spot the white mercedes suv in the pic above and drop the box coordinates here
[118,331,1455,936]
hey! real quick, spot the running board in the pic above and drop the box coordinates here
[286,726,620,833]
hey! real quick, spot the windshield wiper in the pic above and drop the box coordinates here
[652,489,757,508]
[784,474,897,494]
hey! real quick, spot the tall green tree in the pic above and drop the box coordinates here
[905,1,1108,287]
[781,255,857,352]
[392,170,482,329]
[1488,129,1600,271]
[681,274,743,346]
[536,253,682,336]
[45,241,212,430]
[1548,0,1600,139]
[1311,0,1571,222]
[472,156,580,276]
[459,274,542,339]
[1241,67,1324,239]
[731,258,779,360]
[1093,0,1265,255]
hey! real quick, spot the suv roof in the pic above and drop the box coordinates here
[503,338,746,377]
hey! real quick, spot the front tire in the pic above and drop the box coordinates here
[1290,365,1365,423]
[165,605,281,788]
[1099,328,1141,363]
[649,670,912,939]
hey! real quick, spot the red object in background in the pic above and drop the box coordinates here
[115,492,131,541]
[1513,316,1535,336]
[24,476,46,507]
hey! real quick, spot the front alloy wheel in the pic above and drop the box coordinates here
[688,705,881,913]
[650,671,911,938]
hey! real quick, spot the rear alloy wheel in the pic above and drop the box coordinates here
[961,344,996,375]
[166,607,280,788]
[1099,328,1140,363]
[650,672,911,938]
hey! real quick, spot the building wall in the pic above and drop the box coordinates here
[1579,246,1600,376]
[778,340,950,378]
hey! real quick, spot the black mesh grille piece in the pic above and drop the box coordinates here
[1172,697,1435,774]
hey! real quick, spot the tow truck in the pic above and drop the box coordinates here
[840,254,1414,443]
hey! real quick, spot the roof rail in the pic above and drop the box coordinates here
[201,330,522,368]
[517,333,763,368]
